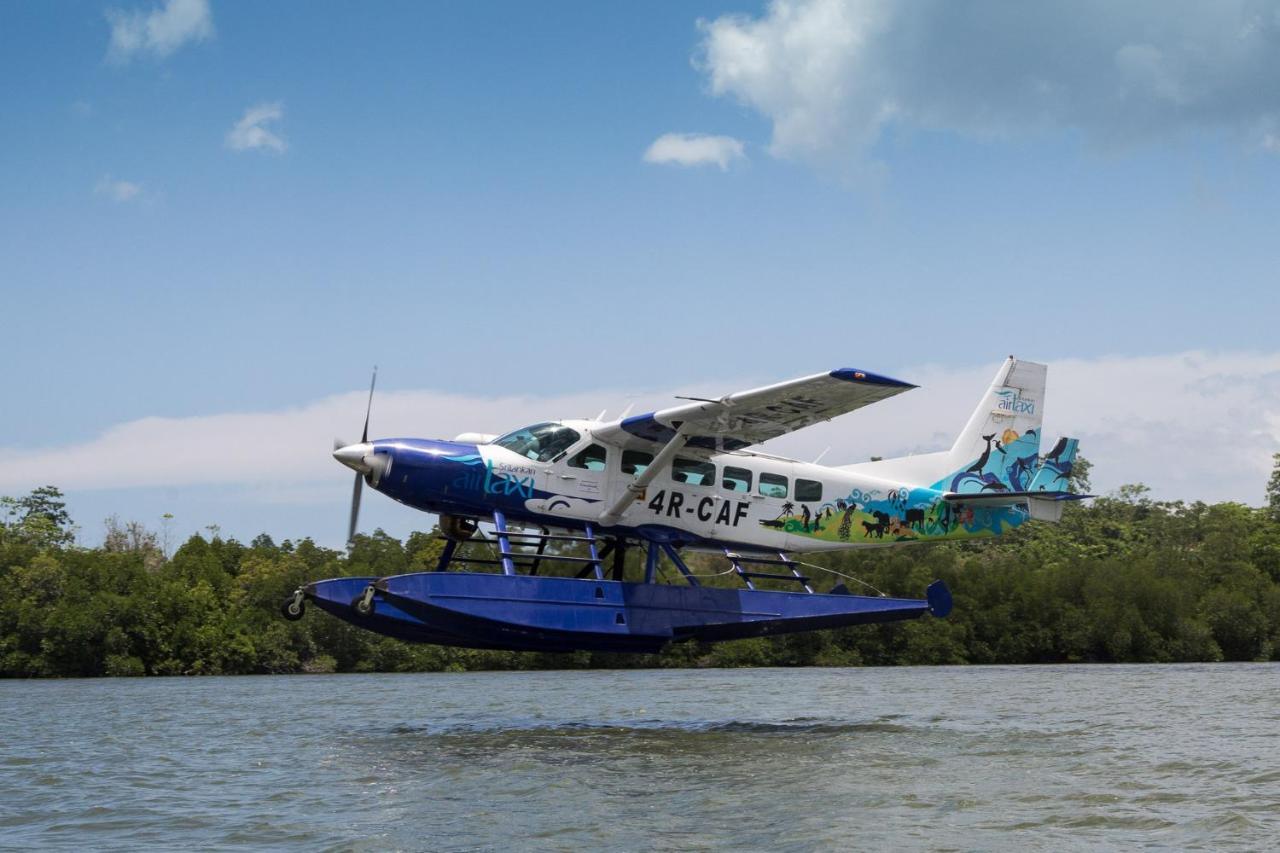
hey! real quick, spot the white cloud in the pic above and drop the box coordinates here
[1264,123,1280,152]
[3,352,1278,507]
[698,0,1280,170]
[0,388,647,493]
[106,0,213,63]
[225,102,287,153]
[643,132,746,170]
[94,175,143,202]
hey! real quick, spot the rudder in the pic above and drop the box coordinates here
[1029,437,1079,492]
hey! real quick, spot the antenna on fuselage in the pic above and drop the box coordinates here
[812,447,831,465]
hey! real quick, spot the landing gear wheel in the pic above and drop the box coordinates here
[352,585,376,616]
[281,590,306,621]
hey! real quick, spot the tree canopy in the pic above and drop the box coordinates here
[4,462,1280,677]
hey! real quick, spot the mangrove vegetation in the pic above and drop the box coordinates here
[4,456,1280,676]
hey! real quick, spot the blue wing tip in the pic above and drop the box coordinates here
[829,368,916,388]
[926,580,953,618]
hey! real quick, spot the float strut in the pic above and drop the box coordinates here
[492,510,516,575]
[529,528,550,576]
[726,548,754,590]
[644,540,660,584]
[781,551,814,594]
[612,540,627,581]
[433,538,458,572]
[659,543,700,587]
[584,523,604,580]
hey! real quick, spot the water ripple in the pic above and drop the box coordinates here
[1,663,1277,850]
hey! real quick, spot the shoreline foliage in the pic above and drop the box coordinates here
[4,456,1280,677]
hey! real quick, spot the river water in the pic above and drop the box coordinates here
[1,664,1277,851]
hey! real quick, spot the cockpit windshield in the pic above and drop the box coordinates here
[491,422,582,463]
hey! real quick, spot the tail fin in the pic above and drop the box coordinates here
[1029,437,1079,492]
[929,357,1047,494]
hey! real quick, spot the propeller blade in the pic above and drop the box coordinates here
[360,367,378,444]
[347,471,363,545]
[346,367,376,545]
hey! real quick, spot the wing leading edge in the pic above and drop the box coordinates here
[594,368,916,453]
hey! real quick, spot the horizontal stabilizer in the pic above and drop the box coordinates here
[944,490,1092,523]
[944,489,1092,524]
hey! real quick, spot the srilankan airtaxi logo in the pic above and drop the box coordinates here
[994,388,1036,415]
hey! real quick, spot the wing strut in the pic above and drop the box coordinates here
[597,426,691,526]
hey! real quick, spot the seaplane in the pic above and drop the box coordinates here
[283,357,1085,653]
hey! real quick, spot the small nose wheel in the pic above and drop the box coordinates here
[352,585,376,616]
[281,588,306,621]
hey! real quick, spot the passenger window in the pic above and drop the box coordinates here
[795,479,822,502]
[568,443,607,472]
[672,457,716,487]
[722,466,752,493]
[622,450,653,476]
[758,473,788,498]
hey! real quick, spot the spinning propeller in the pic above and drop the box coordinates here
[333,368,390,545]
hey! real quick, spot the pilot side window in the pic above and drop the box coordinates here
[722,466,752,493]
[795,478,823,502]
[621,450,653,476]
[568,443,608,471]
[672,457,716,487]
[758,472,788,499]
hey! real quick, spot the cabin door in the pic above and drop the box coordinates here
[550,439,612,507]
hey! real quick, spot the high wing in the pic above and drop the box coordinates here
[594,368,916,453]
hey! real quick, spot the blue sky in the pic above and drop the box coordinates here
[3,1,1280,546]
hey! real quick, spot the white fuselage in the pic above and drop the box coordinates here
[477,419,1023,554]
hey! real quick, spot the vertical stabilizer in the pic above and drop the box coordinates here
[930,357,1047,494]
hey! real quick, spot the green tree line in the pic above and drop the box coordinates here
[3,457,1280,677]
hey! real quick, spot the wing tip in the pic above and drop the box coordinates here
[829,368,917,389]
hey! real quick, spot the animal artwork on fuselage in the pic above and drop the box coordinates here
[756,484,1022,545]
[768,426,1050,544]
